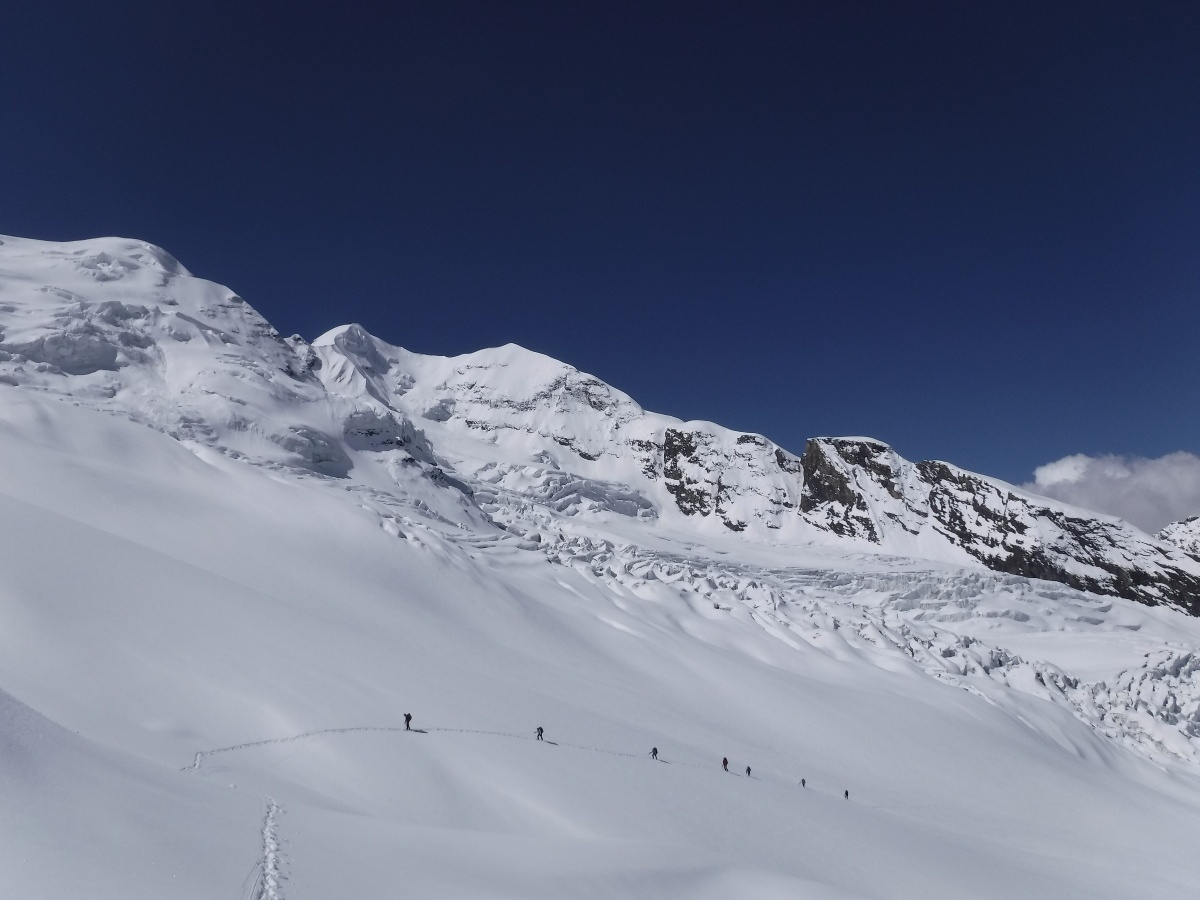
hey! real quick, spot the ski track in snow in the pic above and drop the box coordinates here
[189,724,665,772]
[243,798,285,900]
[188,722,860,811]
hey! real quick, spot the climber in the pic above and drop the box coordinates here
[844,789,849,800]
[801,778,806,788]
[722,757,729,771]
[650,747,658,760]
[536,726,544,741]
[745,766,751,777]
[404,713,412,731]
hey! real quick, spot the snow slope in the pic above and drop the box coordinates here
[2,235,1200,898]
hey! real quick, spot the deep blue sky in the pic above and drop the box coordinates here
[2,2,1197,482]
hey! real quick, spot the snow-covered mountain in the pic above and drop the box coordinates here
[1161,516,1200,556]
[2,232,1194,612]
[3,234,1200,899]
[307,323,1200,612]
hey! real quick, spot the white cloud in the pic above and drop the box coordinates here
[1022,452,1200,534]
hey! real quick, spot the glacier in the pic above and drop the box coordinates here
[1,234,1199,898]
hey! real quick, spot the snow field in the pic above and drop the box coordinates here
[0,395,1198,896]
